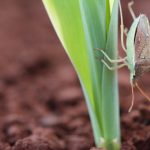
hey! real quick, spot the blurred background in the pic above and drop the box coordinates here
[0,0,150,150]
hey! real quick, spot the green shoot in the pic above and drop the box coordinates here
[42,0,120,149]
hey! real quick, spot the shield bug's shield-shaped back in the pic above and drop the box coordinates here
[134,15,150,82]
[127,14,150,83]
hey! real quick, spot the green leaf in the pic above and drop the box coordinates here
[102,0,120,148]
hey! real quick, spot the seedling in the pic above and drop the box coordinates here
[97,1,150,111]
[42,0,121,149]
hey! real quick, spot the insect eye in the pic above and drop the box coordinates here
[132,75,137,84]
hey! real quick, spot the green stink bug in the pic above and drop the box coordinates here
[126,14,150,84]
[126,12,150,111]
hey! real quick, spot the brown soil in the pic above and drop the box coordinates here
[0,0,150,150]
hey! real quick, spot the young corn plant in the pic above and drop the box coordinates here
[42,0,120,149]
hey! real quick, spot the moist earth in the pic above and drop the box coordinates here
[0,0,150,150]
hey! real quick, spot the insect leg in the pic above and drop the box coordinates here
[95,48,127,63]
[128,1,136,20]
[119,1,127,52]
[128,82,135,112]
[101,59,126,70]
[135,82,150,102]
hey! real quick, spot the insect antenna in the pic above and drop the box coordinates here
[128,82,135,112]
[135,82,150,102]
